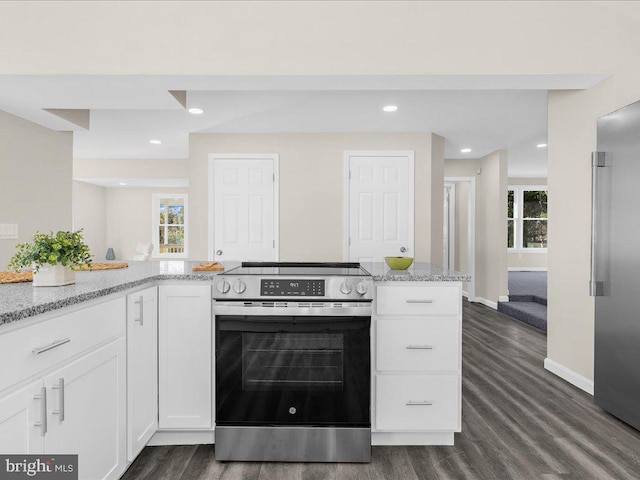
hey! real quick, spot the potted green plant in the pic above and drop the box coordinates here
[8,230,92,286]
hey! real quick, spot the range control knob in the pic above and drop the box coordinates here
[233,280,247,294]
[216,280,231,294]
[340,280,353,295]
[356,281,369,295]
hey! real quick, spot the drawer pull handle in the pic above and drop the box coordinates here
[32,338,71,355]
[406,299,433,304]
[406,345,434,350]
[33,386,47,436]
[134,295,144,326]
[406,400,433,406]
[52,378,65,422]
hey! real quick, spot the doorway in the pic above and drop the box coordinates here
[444,176,476,300]
[208,154,279,262]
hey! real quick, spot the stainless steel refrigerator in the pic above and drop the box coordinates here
[592,99,640,430]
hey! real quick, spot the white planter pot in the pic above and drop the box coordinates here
[32,264,76,287]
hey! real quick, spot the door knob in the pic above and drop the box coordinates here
[216,250,223,256]
[400,247,407,253]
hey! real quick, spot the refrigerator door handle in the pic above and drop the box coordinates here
[590,151,608,297]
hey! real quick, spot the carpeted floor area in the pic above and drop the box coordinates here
[498,271,548,331]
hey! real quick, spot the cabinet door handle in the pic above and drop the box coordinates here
[52,378,65,422]
[406,400,433,406]
[32,338,71,355]
[134,295,144,326]
[406,345,434,350]
[33,386,47,436]
[406,299,433,304]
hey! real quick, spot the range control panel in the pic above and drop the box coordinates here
[261,279,325,297]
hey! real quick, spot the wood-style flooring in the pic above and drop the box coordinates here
[121,300,640,480]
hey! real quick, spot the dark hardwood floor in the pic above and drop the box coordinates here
[121,300,640,479]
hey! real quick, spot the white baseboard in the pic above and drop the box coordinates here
[544,358,594,395]
[508,267,548,272]
[498,295,509,302]
[462,291,468,298]
[372,432,454,446]
[148,430,215,446]
[471,297,497,310]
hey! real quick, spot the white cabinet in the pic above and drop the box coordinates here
[158,285,212,429]
[0,380,45,454]
[373,281,462,444]
[44,338,127,480]
[126,287,158,460]
[0,296,127,480]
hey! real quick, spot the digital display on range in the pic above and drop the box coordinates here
[261,279,325,296]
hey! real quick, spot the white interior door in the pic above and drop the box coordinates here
[345,151,414,263]
[210,155,278,262]
[443,183,456,270]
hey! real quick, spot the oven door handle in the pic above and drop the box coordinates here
[213,302,372,317]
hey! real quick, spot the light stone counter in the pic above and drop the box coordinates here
[0,261,237,326]
[363,261,471,282]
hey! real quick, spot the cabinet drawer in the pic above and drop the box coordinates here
[377,319,459,372]
[0,297,125,392]
[375,374,459,431]
[376,285,460,316]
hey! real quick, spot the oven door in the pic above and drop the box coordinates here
[215,309,370,428]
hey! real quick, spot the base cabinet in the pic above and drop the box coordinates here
[0,381,45,454]
[373,282,462,444]
[44,338,127,480]
[126,287,158,460]
[158,285,212,429]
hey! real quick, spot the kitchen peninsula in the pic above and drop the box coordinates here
[0,261,468,479]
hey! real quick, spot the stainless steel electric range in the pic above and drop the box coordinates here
[212,262,373,463]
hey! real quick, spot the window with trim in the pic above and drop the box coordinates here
[508,186,547,250]
[152,194,188,258]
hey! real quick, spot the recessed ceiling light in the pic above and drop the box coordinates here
[460,148,472,153]
[383,105,398,112]
[537,143,548,148]
[149,139,162,145]
[118,182,127,186]
[188,107,204,115]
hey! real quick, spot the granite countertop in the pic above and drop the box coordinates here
[0,261,238,326]
[0,260,469,327]
[363,261,471,282]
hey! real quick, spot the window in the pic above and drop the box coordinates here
[152,194,188,258]
[507,186,547,251]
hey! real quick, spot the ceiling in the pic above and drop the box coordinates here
[0,74,606,176]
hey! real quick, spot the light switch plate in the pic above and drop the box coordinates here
[0,224,18,240]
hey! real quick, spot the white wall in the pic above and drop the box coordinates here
[189,133,441,262]
[73,181,106,260]
[74,158,188,179]
[105,187,189,261]
[0,110,72,268]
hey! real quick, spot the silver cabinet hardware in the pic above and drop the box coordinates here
[216,250,223,256]
[52,378,65,422]
[400,247,407,253]
[32,338,71,355]
[406,400,433,406]
[134,295,144,325]
[406,299,433,304]
[33,386,47,436]
[406,345,434,350]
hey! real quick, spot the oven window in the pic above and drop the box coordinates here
[216,315,370,427]
[242,333,344,391]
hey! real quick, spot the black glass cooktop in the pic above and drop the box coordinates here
[223,262,371,277]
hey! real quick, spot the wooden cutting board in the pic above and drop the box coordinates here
[192,262,225,272]
[0,271,33,284]
[74,262,129,271]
